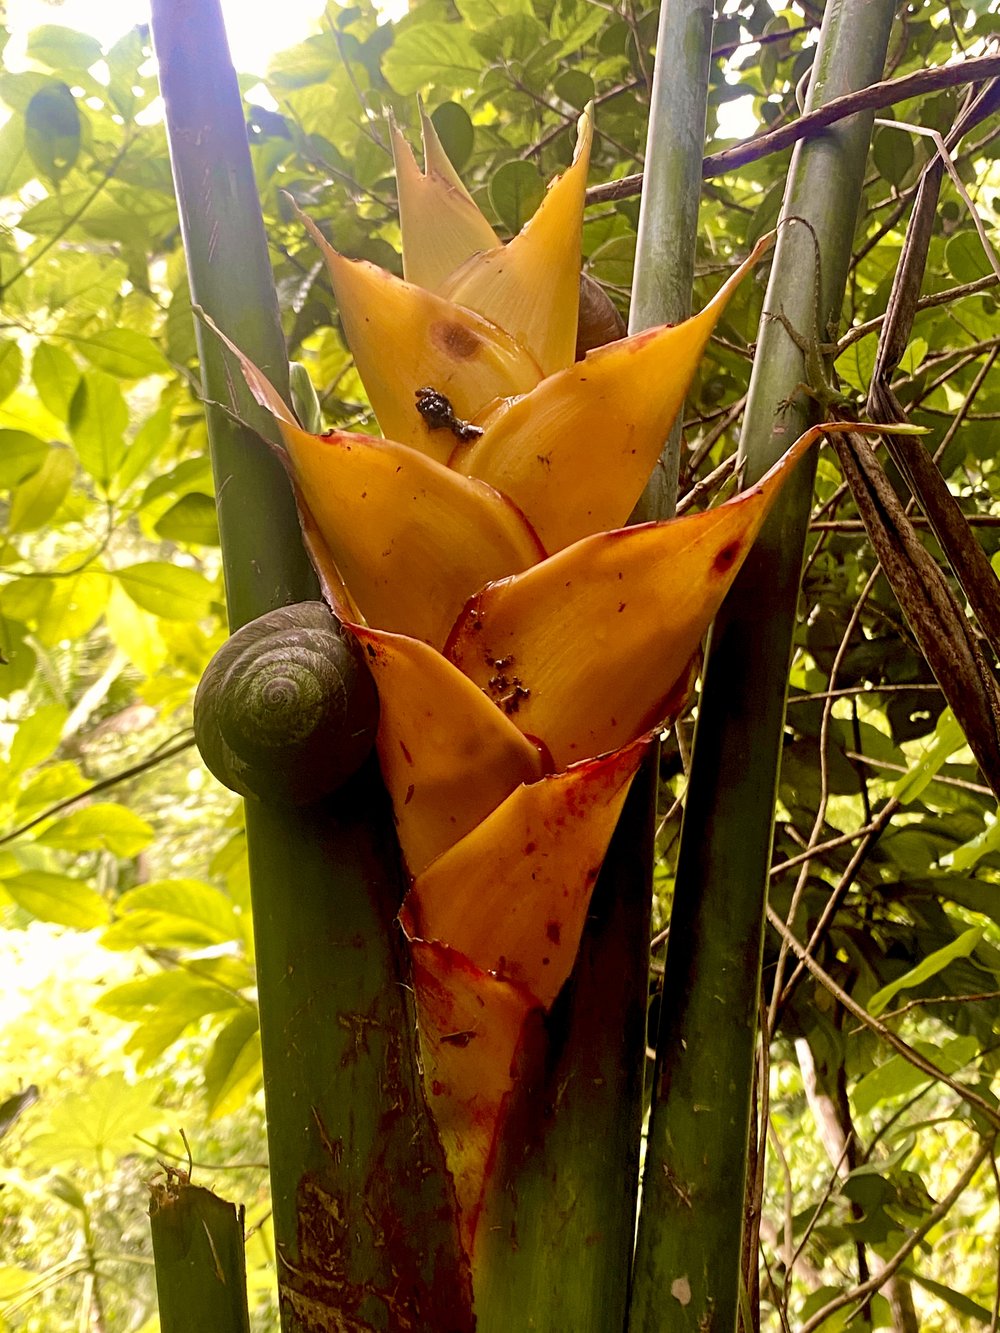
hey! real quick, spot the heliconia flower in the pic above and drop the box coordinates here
[390,104,500,294]
[217,109,828,1258]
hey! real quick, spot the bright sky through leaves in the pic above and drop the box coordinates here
[5,0,332,73]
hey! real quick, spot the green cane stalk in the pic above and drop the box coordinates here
[149,1179,252,1333]
[150,4,470,1328]
[629,2,896,1329]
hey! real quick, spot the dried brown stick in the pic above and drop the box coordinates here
[587,55,1000,203]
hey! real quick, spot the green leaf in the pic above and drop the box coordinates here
[489,158,546,234]
[204,1008,262,1118]
[898,335,928,375]
[0,341,23,406]
[381,23,483,95]
[429,101,474,174]
[114,561,216,620]
[37,803,154,857]
[24,82,80,185]
[24,1071,161,1172]
[1,870,108,928]
[946,230,994,284]
[76,328,170,380]
[69,370,128,487]
[32,342,79,421]
[116,406,172,492]
[8,444,75,531]
[0,430,48,488]
[16,760,87,814]
[26,26,103,76]
[947,818,1000,872]
[868,925,986,1016]
[35,569,109,646]
[154,493,220,546]
[102,878,240,951]
[872,125,914,187]
[7,703,67,776]
[893,708,968,803]
[98,973,244,1068]
[0,619,37,697]
[905,1269,992,1324]
[852,1035,979,1116]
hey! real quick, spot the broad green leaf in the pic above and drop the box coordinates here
[8,444,75,531]
[851,1035,979,1116]
[24,82,80,185]
[25,26,103,76]
[381,23,484,95]
[905,1270,992,1324]
[35,568,109,646]
[16,760,87,814]
[488,159,545,234]
[834,334,876,395]
[37,803,154,857]
[0,430,49,488]
[115,561,216,621]
[898,336,928,375]
[102,878,240,951]
[31,342,79,421]
[0,113,32,196]
[0,1267,35,1300]
[0,619,37,697]
[76,328,170,380]
[868,925,986,1016]
[946,229,994,284]
[153,493,220,545]
[948,817,1000,872]
[116,406,173,492]
[69,370,128,487]
[1,870,107,928]
[872,124,914,187]
[24,1071,161,1172]
[98,972,244,1068]
[893,708,968,803]
[0,341,23,406]
[204,1009,262,1118]
[104,580,167,676]
[7,703,67,776]
[429,101,474,174]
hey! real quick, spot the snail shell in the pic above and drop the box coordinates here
[576,272,626,359]
[194,601,378,805]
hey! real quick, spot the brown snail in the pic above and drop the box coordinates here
[194,601,378,805]
[576,272,626,360]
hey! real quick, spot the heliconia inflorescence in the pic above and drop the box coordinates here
[222,105,822,1258]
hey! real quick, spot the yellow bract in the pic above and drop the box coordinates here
[391,106,500,293]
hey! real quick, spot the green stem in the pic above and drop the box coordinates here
[629,3,896,1330]
[152,4,470,1329]
[149,1180,251,1333]
[629,0,715,522]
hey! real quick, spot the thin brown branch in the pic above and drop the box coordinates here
[798,1135,995,1333]
[0,733,197,846]
[586,57,1000,202]
[766,907,1000,1130]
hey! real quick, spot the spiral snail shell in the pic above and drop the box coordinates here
[576,272,626,360]
[194,601,379,805]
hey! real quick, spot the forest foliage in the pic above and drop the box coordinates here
[1,0,1000,1329]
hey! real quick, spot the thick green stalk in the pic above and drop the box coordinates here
[630,0,715,522]
[629,3,896,1330]
[149,1181,251,1333]
[152,5,470,1329]
[472,10,714,1327]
